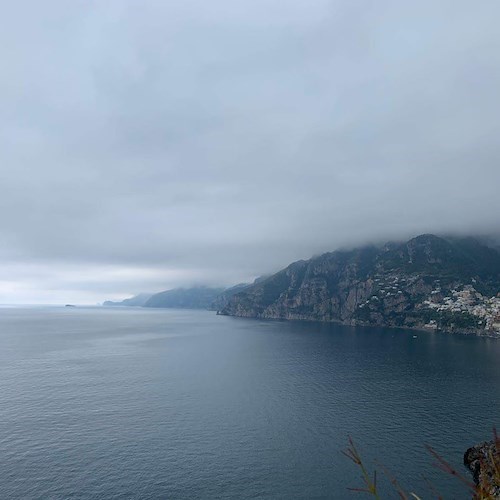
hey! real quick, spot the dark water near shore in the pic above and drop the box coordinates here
[0,307,498,499]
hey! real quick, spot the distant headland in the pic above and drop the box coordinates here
[103,234,500,338]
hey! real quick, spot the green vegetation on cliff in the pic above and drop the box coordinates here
[220,234,500,335]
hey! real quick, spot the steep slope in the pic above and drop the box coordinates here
[210,283,250,310]
[210,277,271,310]
[220,235,500,336]
[103,293,153,307]
[144,286,225,309]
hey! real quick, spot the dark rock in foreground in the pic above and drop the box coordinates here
[464,439,500,498]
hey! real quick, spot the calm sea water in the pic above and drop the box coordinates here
[0,307,498,499]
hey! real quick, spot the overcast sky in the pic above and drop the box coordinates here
[1,0,499,304]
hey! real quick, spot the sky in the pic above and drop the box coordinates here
[1,0,500,304]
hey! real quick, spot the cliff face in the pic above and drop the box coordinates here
[220,235,500,336]
[210,283,250,311]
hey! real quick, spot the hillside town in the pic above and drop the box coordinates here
[422,285,500,335]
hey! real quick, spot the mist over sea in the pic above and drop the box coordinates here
[0,306,498,498]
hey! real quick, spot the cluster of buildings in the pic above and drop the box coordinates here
[372,275,406,298]
[423,285,500,333]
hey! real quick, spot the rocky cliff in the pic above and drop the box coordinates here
[220,234,500,336]
[464,438,500,498]
[210,283,250,310]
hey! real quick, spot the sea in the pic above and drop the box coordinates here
[0,306,498,499]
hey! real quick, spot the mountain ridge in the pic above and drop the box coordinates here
[143,286,225,309]
[219,234,500,336]
[103,293,153,307]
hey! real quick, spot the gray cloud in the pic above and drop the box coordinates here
[1,0,499,303]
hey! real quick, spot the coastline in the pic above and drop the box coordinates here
[218,311,500,339]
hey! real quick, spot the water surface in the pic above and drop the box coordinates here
[0,307,498,498]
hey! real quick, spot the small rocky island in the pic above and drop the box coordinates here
[220,234,500,337]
